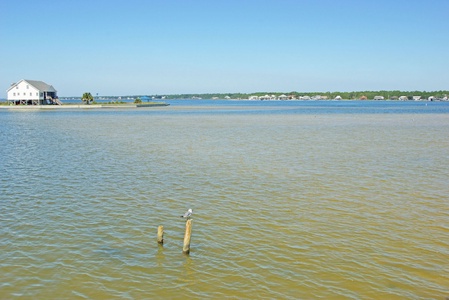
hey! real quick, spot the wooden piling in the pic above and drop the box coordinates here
[182,219,192,254]
[157,225,164,244]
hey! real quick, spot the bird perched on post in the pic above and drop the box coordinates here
[181,208,193,219]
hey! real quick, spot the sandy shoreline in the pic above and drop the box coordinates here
[0,103,273,111]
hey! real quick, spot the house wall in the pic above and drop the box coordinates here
[7,80,41,101]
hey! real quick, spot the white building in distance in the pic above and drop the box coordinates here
[7,79,60,105]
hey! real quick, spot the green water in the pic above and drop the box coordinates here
[1,106,448,299]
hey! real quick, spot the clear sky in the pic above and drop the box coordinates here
[1,0,448,97]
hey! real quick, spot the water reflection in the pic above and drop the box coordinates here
[156,244,165,267]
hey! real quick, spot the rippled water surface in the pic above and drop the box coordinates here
[1,101,449,299]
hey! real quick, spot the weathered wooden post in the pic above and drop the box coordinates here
[182,219,192,254]
[157,225,164,244]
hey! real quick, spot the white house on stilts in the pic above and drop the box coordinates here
[6,79,61,105]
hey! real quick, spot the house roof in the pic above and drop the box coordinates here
[7,79,57,92]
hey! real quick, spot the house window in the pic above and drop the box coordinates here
[36,92,39,96]
[16,86,18,89]
[13,93,16,96]
[30,92,32,96]
[27,85,29,89]
[23,92,26,95]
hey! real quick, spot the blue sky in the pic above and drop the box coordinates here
[1,0,448,96]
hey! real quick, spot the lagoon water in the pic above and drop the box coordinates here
[1,101,449,299]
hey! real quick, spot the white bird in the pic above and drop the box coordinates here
[181,208,193,219]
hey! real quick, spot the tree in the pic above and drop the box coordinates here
[82,92,94,104]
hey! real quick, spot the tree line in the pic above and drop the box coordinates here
[74,90,448,101]
[157,90,448,100]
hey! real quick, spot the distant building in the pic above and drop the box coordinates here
[7,79,60,105]
[278,94,288,100]
[334,95,342,100]
[259,94,276,100]
[373,96,384,100]
[399,96,408,101]
[413,96,422,101]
